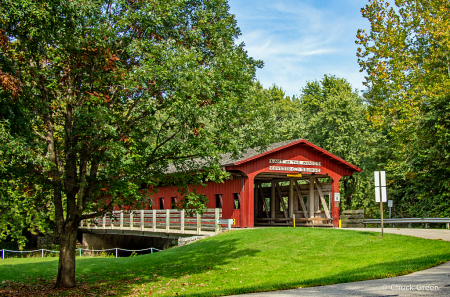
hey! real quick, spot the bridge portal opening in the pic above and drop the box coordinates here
[254,172,333,227]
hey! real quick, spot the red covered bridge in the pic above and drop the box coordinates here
[151,139,361,228]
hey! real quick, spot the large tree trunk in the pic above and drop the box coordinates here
[55,222,78,288]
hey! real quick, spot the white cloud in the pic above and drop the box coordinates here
[229,0,369,97]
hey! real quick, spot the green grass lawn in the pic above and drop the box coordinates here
[1,228,450,296]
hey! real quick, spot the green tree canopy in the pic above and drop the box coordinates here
[300,75,378,207]
[0,0,262,288]
[266,84,304,141]
[357,0,450,218]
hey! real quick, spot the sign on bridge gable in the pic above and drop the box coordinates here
[269,159,321,166]
[269,166,321,173]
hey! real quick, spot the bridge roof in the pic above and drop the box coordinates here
[167,139,361,174]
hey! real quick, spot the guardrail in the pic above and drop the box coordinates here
[1,247,162,259]
[80,208,228,235]
[363,218,450,229]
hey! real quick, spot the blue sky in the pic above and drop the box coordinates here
[228,0,371,97]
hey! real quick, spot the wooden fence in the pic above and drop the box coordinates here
[340,210,364,228]
[80,208,224,235]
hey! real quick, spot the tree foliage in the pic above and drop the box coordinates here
[0,80,53,248]
[0,0,262,288]
[357,0,450,218]
[266,85,305,141]
[243,83,305,142]
[247,77,380,211]
[300,75,379,208]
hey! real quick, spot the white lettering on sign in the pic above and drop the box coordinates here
[269,159,321,166]
[269,166,321,173]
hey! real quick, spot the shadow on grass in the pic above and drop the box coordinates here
[0,236,260,296]
[2,230,450,296]
[2,253,448,296]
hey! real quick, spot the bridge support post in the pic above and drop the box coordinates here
[140,210,144,231]
[196,213,201,235]
[130,212,133,229]
[215,208,220,235]
[103,215,106,228]
[166,209,170,232]
[289,179,294,225]
[181,210,185,233]
[111,211,114,229]
[152,209,156,232]
[120,211,123,229]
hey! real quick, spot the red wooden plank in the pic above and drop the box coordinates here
[133,140,360,229]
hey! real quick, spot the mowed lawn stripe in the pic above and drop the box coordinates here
[1,228,450,296]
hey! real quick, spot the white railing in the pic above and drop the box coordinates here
[1,247,162,259]
[80,208,227,235]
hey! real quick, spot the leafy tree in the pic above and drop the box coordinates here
[0,0,262,288]
[357,0,450,130]
[266,85,306,141]
[0,124,54,248]
[356,0,450,218]
[244,78,377,209]
[231,82,305,145]
[233,82,279,146]
[300,75,379,208]
[0,69,53,248]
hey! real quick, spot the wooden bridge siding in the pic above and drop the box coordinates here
[145,179,243,227]
[120,142,358,229]
[227,144,351,227]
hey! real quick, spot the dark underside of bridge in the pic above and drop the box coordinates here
[77,229,181,254]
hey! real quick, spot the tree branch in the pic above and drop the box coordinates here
[80,200,114,220]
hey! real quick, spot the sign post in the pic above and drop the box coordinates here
[334,193,340,228]
[374,171,387,236]
[388,200,393,219]
[380,192,383,236]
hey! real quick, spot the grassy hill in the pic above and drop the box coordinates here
[1,228,450,296]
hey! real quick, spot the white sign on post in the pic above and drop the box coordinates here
[388,200,393,208]
[374,171,387,202]
[334,193,340,202]
[374,171,387,237]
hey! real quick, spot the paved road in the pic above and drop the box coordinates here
[235,228,450,297]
